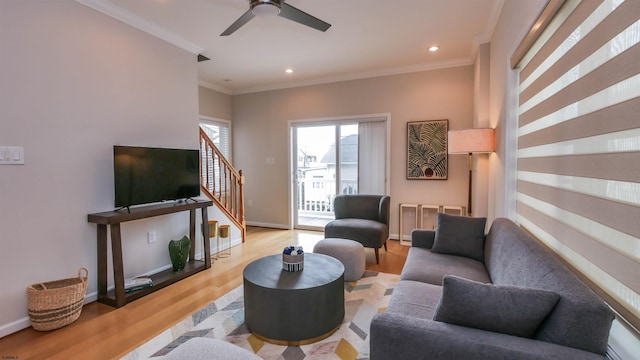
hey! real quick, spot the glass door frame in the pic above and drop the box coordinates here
[289,114,390,231]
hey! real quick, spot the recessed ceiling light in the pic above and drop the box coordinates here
[428,45,440,52]
[285,68,294,74]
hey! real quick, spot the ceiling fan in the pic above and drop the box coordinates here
[221,0,331,36]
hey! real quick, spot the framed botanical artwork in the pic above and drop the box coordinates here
[407,120,448,179]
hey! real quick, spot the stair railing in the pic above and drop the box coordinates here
[199,128,246,243]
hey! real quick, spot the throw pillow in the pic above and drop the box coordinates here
[433,275,560,338]
[431,212,487,261]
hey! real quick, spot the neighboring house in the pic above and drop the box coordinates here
[298,134,358,213]
[320,134,358,196]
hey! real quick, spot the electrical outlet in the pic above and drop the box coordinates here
[248,200,253,207]
[147,231,157,244]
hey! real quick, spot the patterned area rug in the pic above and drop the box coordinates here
[122,271,399,360]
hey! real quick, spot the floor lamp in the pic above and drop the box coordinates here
[448,128,495,217]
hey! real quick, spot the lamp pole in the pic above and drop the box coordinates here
[447,128,494,218]
[467,152,473,217]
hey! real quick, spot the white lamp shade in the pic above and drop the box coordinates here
[448,128,495,154]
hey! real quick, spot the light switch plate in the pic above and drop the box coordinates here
[0,146,24,165]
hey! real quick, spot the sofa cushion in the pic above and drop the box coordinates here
[433,275,560,339]
[387,280,442,320]
[400,247,490,286]
[431,213,486,261]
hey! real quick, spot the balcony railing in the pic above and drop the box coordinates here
[295,178,357,215]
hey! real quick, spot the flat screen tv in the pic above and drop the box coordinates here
[113,146,200,208]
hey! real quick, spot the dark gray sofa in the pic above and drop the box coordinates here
[370,216,614,359]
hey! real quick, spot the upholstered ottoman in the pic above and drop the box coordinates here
[313,238,366,281]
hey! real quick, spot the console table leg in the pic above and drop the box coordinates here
[97,224,108,302]
[202,207,211,269]
[110,223,126,307]
[189,209,196,262]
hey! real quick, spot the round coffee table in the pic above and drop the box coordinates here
[243,253,345,345]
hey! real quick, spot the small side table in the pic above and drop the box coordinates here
[420,204,441,231]
[399,203,419,246]
[218,224,231,257]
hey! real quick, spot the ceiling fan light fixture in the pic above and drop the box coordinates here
[221,0,330,36]
[251,1,281,17]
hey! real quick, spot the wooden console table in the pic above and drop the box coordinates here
[88,200,213,308]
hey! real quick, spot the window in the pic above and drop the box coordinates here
[199,116,230,160]
[200,116,231,197]
[514,0,640,329]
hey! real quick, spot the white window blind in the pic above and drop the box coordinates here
[200,117,231,197]
[200,117,230,159]
[515,0,640,330]
[358,121,386,194]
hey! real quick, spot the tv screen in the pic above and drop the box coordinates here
[113,146,200,208]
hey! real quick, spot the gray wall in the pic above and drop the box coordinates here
[199,86,232,120]
[232,66,475,232]
[488,0,548,220]
[0,0,199,335]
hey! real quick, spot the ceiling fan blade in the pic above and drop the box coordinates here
[279,3,331,32]
[220,9,255,36]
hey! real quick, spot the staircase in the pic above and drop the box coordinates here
[199,128,246,242]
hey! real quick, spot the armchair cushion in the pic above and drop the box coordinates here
[431,213,486,262]
[324,218,388,249]
[333,194,390,224]
[433,276,560,339]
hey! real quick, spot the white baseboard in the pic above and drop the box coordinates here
[0,317,30,338]
[0,290,97,338]
[0,243,244,338]
[246,221,290,229]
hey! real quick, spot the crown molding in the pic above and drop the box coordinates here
[232,57,474,95]
[470,0,504,60]
[75,0,203,55]
[198,79,233,95]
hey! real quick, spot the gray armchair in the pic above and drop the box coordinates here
[324,194,390,264]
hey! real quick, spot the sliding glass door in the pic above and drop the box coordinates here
[291,117,387,230]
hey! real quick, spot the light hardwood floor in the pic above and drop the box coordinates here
[1,227,409,360]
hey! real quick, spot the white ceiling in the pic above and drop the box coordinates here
[78,0,504,94]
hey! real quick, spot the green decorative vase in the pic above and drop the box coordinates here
[168,236,191,271]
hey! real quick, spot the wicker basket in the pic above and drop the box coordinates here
[27,268,89,331]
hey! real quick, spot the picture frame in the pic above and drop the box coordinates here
[407,120,448,180]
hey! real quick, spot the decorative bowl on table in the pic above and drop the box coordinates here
[282,246,304,272]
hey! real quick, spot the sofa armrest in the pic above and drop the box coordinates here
[370,312,605,360]
[411,229,435,248]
